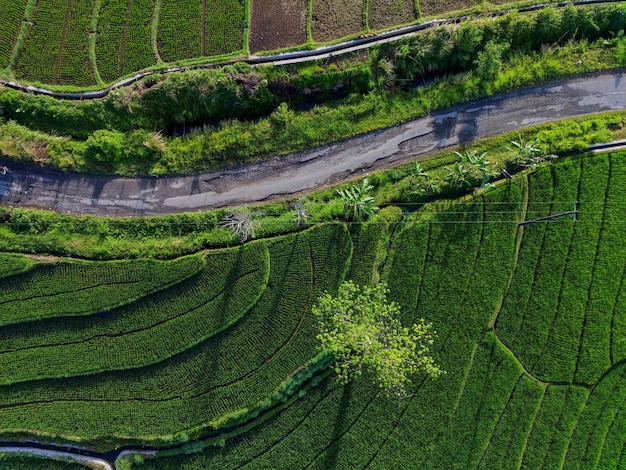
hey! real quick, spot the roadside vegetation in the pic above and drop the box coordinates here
[0,110,623,259]
[0,4,624,175]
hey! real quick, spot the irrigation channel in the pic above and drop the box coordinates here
[0,72,625,216]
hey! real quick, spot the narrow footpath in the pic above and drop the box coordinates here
[0,72,624,217]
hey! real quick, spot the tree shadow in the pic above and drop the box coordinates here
[320,381,352,469]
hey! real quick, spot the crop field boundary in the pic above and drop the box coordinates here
[0,0,621,98]
[488,174,529,329]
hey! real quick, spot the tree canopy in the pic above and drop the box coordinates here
[312,281,443,399]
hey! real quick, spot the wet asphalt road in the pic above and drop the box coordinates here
[0,72,624,216]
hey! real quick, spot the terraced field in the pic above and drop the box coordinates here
[0,0,544,86]
[118,151,626,468]
[1,151,626,469]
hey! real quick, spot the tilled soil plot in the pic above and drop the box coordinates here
[250,0,308,52]
[312,0,364,42]
[418,0,479,16]
[369,0,417,30]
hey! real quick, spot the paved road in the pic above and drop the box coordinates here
[0,72,624,216]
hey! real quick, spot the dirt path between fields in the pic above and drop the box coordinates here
[119,0,133,76]
[54,0,73,83]
[0,72,624,217]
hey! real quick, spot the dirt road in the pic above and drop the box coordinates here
[0,72,624,216]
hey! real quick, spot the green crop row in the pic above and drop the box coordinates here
[0,224,351,442]
[497,153,626,385]
[118,0,157,75]
[0,244,269,385]
[497,161,580,382]
[0,252,33,278]
[422,329,522,467]
[14,0,67,84]
[495,169,553,346]
[344,220,387,286]
[0,0,27,69]
[95,0,130,81]
[561,155,610,386]
[128,187,522,468]
[96,0,156,82]
[156,0,202,62]
[14,0,96,85]
[0,254,205,326]
[521,385,589,469]
[205,0,244,56]
[0,453,89,469]
[55,0,96,85]
[564,362,626,470]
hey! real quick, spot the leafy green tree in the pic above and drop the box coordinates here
[312,281,443,399]
[336,178,379,221]
[451,21,483,69]
[474,40,508,80]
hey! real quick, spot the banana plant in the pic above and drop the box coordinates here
[336,178,380,221]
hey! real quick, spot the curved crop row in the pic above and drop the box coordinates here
[497,153,626,385]
[0,224,351,442]
[564,362,626,470]
[0,244,269,385]
[0,254,205,326]
[0,253,33,279]
[130,186,522,468]
[521,384,589,469]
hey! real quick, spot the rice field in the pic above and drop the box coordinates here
[0,0,537,86]
[61,150,626,468]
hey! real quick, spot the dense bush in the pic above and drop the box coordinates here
[386,4,626,85]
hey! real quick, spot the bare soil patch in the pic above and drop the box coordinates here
[369,0,416,31]
[312,0,364,43]
[418,0,479,17]
[250,0,307,53]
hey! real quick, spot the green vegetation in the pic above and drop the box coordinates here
[0,224,351,443]
[313,280,442,398]
[495,152,626,385]
[96,0,157,83]
[157,0,202,62]
[110,151,626,468]
[0,244,268,384]
[0,255,205,326]
[0,4,624,175]
[14,0,96,86]
[1,1,626,466]
[1,148,626,468]
[0,252,33,278]
[0,0,26,70]
[0,453,89,469]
